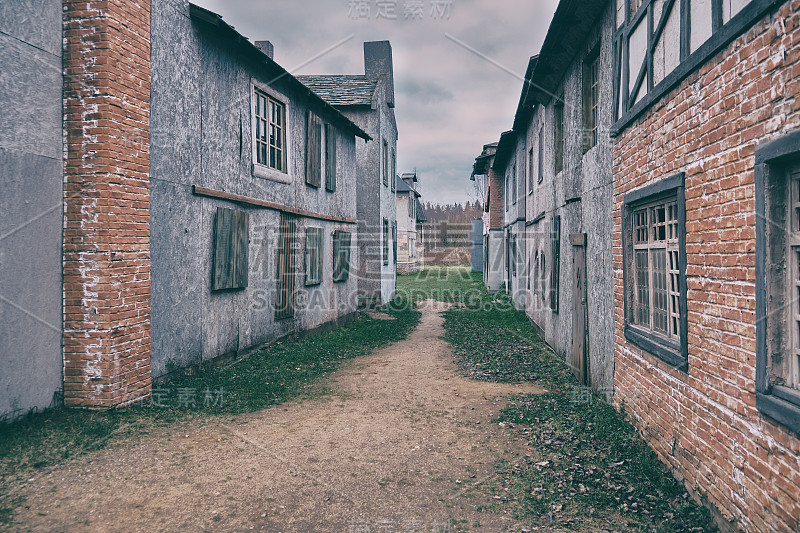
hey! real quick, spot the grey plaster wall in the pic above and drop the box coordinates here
[501,149,527,310]
[150,0,360,377]
[340,78,398,306]
[471,220,483,273]
[0,0,64,419]
[485,230,505,292]
[523,4,615,393]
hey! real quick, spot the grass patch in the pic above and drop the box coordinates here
[0,301,419,506]
[401,270,716,531]
[396,266,489,304]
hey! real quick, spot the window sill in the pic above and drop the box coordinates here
[757,392,800,436]
[624,325,687,371]
[252,163,291,184]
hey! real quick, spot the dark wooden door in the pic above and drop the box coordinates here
[570,233,589,386]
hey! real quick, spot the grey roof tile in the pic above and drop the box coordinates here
[296,75,378,106]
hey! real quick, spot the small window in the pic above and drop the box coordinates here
[304,227,323,286]
[392,221,398,266]
[756,132,800,434]
[212,207,249,291]
[383,218,389,265]
[537,127,544,183]
[325,124,337,192]
[391,149,396,192]
[532,250,539,296]
[254,88,286,172]
[332,230,351,282]
[275,213,296,319]
[554,98,565,174]
[583,46,601,153]
[623,173,687,368]
[550,215,561,312]
[528,147,534,193]
[539,252,547,301]
[511,162,517,204]
[383,140,389,187]
[306,111,323,188]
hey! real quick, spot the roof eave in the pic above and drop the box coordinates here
[188,3,371,142]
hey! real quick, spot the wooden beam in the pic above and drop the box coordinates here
[192,185,358,225]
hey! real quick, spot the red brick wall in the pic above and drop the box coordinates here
[613,2,800,531]
[63,0,152,408]
[488,168,504,230]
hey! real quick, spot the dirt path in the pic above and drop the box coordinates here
[9,301,546,532]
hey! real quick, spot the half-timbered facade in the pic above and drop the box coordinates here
[612,0,800,530]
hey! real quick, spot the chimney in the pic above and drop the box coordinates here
[255,41,274,60]
[364,41,395,108]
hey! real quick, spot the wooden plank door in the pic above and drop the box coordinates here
[570,233,589,386]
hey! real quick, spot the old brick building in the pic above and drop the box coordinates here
[471,141,505,292]
[611,0,800,530]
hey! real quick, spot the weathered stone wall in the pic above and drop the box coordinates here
[149,0,360,378]
[613,2,800,530]
[524,3,615,393]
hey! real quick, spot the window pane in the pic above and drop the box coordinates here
[636,249,650,325]
[652,249,668,334]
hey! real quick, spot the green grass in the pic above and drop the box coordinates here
[396,266,491,305]
[0,301,420,508]
[400,270,717,531]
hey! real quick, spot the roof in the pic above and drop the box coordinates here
[492,130,517,172]
[296,75,379,107]
[188,4,370,141]
[396,175,420,196]
[472,142,498,177]
[415,197,427,223]
[526,0,608,106]
[512,56,538,132]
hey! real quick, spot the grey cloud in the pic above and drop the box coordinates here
[192,0,560,205]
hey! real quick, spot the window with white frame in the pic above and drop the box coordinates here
[632,198,681,340]
[623,173,687,369]
[254,87,286,172]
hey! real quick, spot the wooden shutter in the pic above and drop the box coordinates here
[325,124,337,192]
[392,222,397,266]
[383,219,389,265]
[550,215,561,312]
[276,213,296,319]
[305,227,323,286]
[391,149,396,192]
[306,111,322,187]
[333,230,351,282]
[212,207,249,290]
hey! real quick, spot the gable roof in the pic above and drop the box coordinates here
[188,4,370,140]
[395,175,420,196]
[296,75,379,107]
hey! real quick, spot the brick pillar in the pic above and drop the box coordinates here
[63,0,152,407]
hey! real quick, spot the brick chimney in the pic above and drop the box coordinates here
[364,41,394,108]
[255,40,274,60]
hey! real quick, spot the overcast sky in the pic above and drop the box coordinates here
[194,0,560,205]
